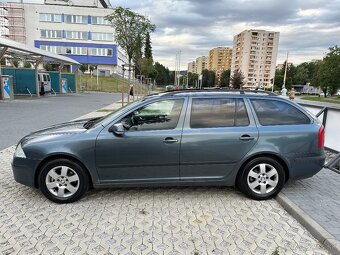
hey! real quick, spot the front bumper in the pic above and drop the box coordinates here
[12,157,40,188]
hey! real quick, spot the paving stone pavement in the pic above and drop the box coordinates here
[0,147,330,255]
[282,167,340,242]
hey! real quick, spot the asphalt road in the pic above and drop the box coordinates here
[0,92,120,150]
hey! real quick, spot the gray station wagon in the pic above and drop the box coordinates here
[12,90,325,203]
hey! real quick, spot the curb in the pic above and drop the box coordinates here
[276,193,340,255]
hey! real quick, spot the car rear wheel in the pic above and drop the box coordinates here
[38,159,89,203]
[237,157,285,200]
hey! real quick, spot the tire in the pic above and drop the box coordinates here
[38,159,89,203]
[237,157,285,200]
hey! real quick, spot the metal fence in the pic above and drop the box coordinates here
[300,104,340,152]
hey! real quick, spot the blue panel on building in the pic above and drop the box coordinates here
[34,40,118,65]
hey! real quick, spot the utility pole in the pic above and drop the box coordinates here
[283,52,289,89]
[178,50,181,88]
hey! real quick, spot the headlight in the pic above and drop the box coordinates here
[14,143,26,158]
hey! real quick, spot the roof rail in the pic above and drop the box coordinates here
[160,88,277,96]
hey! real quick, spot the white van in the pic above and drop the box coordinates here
[38,73,51,95]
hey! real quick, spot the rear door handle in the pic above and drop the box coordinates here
[239,135,255,141]
[163,137,179,144]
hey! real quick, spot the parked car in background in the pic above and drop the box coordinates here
[12,90,325,203]
[37,72,51,95]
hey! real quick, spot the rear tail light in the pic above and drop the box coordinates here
[318,125,325,149]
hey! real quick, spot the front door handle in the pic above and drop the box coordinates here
[239,135,255,141]
[163,137,179,144]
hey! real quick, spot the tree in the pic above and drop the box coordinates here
[201,69,216,87]
[79,64,87,73]
[220,70,231,87]
[315,46,340,97]
[43,63,53,71]
[230,69,244,89]
[24,62,31,68]
[188,72,199,87]
[89,65,94,74]
[139,57,157,80]
[144,32,153,60]
[154,62,171,86]
[105,7,156,80]
[12,59,19,68]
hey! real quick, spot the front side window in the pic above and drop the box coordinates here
[119,99,184,131]
[250,99,310,125]
[190,98,249,128]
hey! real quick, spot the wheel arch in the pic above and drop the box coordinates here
[236,153,290,185]
[34,153,93,188]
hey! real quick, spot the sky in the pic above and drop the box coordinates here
[9,0,340,70]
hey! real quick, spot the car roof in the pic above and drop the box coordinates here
[145,89,277,99]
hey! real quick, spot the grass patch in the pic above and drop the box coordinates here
[301,96,340,104]
[76,74,148,95]
[96,109,116,113]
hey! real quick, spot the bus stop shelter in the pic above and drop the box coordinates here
[0,37,79,97]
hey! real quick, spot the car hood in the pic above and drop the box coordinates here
[20,119,91,145]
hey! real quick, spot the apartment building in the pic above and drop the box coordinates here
[231,29,279,89]
[0,0,129,75]
[208,47,232,83]
[195,56,208,75]
[0,3,26,43]
[187,61,196,73]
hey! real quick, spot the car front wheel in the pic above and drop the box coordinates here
[237,157,285,200]
[38,159,89,203]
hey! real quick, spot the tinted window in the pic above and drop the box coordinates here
[250,99,310,125]
[120,99,184,131]
[190,98,249,128]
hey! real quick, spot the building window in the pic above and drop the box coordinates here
[91,16,110,25]
[41,30,62,39]
[65,31,88,40]
[40,45,64,54]
[65,47,87,55]
[65,15,87,24]
[39,13,62,22]
[92,32,113,41]
[88,48,113,56]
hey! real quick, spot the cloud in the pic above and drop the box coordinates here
[12,0,340,69]
[109,0,340,69]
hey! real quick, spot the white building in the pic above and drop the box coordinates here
[231,29,280,89]
[1,0,129,75]
[195,56,208,75]
[187,61,196,73]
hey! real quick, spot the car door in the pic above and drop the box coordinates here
[180,97,258,182]
[95,98,187,184]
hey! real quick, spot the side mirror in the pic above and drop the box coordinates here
[109,123,125,135]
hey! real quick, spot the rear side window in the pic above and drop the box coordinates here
[190,98,249,128]
[43,74,47,81]
[250,99,310,126]
[47,75,50,81]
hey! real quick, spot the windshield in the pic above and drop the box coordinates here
[91,99,143,129]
